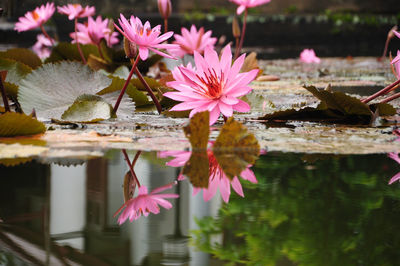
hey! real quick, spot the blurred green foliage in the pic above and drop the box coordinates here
[192,153,400,265]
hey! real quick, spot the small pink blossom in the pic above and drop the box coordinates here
[57,4,95,20]
[114,14,178,60]
[159,148,258,203]
[300,48,321,64]
[164,45,258,125]
[116,184,179,224]
[14,2,55,32]
[229,0,271,15]
[158,0,172,19]
[393,30,400,39]
[70,16,119,47]
[32,34,54,59]
[169,25,217,58]
[391,50,400,79]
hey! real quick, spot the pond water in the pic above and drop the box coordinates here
[1,150,400,265]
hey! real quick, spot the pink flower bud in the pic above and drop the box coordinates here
[158,0,172,19]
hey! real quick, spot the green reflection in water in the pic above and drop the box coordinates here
[193,153,400,265]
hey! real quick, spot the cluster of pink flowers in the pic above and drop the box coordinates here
[299,48,321,64]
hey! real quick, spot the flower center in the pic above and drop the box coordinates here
[196,69,224,98]
[32,11,40,21]
[137,26,152,37]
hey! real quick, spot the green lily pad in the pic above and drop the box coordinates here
[45,42,100,63]
[98,76,151,107]
[0,48,42,69]
[212,117,260,179]
[61,94,114,122]
[18,61,134,120]
[0,112,46,137]
[0,58,32,98]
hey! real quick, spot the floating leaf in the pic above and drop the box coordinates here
[182,111,211,188]
[18,61,134,120]
[61,94,113,122]
[0,112,46,137]
[0,48,42,69]
[112,65,130,80]
[123,170,137,202]
[131,76,162,91]
[0,58,32,97]
[87,54,113,72]
[45,42,100,63]
[212,117,260,179]
[98,76,151,107]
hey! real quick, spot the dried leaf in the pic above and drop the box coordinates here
[212,117,260,179]
[162,110,190,118]
[123,171,137,202]
[0,48,42,69]
[241,52,262,75]
[61,94,114,123]
[183,111,210,150]
[0,112,46,137]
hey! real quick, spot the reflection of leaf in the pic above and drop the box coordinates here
[183,111,210,150]
[259,85,396,124]
[18,61,134,120]
[61,94,113,122]
[0,58,32,97]
[123,171,137,202]
[0,48,42,69]
[162,109,190,118]
[183,151,209,188]
[182,111,211,188]
[45,42,100,63]
[0,112,46,137]
[98,76,151,107]
[213,117,260,179]
[0,158,33,167]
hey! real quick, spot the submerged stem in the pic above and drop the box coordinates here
[234,8,248,60]
[122,149,141,187]
[0,73,10,112]
[135,68,162,114]
[74,18,86,64]
[112,55,141,114]
[361,79,400,104]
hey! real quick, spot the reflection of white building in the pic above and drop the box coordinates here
[1,151,222,265]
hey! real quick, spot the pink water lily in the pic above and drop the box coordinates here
[32,34,54,59]
[164,45,259,125]
[229,0,271,15]
[116,184,179,224]
[300,48,321,64]
[57,4,95,20]
[158,148,258,203]
[114,14,177,60]
[70,16,119,47]
[14,2,55,32]
[170,25,217,58]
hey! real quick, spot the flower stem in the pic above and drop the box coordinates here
[361,79,400,103]
[380,91,400,103]
[122,149,141,187]
[112,55,140,114]
[96,44,105,60]
[74,18,86,64]
[164,18,168,34]
[40,24,54,46]
[234,8,248,60]
[0,73,10,112]
[134,68,162,114]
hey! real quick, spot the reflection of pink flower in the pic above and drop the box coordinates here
[159,148,258,203]
[114,14,177,60]
[164,45,258,125]
[388,152,400,184]
[70,16,119,47]
[300,49,321,64]
[57,4,95,20]
[229,0,271,15]
[158,0,172,19]
[170,25,217,58]
[32,34,54,59]
[14,2,55,32]
[116,184,179,224]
